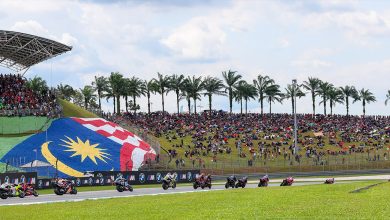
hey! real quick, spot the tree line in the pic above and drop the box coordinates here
[50,71,390,116]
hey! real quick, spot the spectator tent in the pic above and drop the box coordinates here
[0,30,72,73]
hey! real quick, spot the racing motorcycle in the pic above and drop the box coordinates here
[162,174,177,190]
[258,175,269,187]
[0,183,25,199]
[193,174,212,189]
[225,175,237,189]
[53,179,77,195]
[20,183,39,197]
[280,177,294,186]
[235,176,248,188]
[115,178,133,192]
[324,178,335,184]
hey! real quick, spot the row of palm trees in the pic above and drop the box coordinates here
[56,71,390,116]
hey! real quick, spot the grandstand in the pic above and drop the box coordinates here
[1,30,389,178]
[0,30,158,176]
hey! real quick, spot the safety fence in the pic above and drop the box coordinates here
[137,148,390,175]
[0,170,200,189]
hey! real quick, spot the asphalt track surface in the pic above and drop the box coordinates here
[0,174,388,206]
[0,182,322,206]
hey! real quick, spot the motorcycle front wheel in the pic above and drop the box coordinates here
[18,192,25,198]
[0,193,8,199]
[162,183,168,190]
[116,185,124,192]
[54,188,63,195]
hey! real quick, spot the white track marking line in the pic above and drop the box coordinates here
[0,189,224,206]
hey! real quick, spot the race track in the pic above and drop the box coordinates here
[1,174,388,206]
[0,182,321,206]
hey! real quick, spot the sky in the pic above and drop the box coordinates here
[0,0,389,115]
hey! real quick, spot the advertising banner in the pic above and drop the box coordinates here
[34,170,200,189]
[0,172,37,185]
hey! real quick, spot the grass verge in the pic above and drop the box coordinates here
[1,181,389,219]
[58,99,98,118]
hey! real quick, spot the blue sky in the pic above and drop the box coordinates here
[0,0,389,115]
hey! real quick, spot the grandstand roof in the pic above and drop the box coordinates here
[0,30,72,72]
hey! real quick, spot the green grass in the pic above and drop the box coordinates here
[0,181,389,219]
[0,135,32,172]
[59,99,98,118]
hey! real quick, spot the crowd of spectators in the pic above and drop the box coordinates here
[0,74,61,117]
[108,111,390,168]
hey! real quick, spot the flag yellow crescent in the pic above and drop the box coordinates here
[41,141,84,177]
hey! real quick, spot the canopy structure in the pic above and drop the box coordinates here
[20,160,52,168]
[0,30,72,72]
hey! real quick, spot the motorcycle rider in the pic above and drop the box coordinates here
[261,174,269,182]
[229,175,237,182]
[0,183,11,193]
[164,172,176,184]
[198,173,206,183]
[115,175,129,188]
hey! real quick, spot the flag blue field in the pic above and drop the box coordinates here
[0,118,156,177]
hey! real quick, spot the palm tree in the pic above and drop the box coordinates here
[92,76,108,110]
[203,76,225,114]
[127,77,144,113]
[302,77,321,116]
[328,87,344,115]
[241,82,257,114]
[103,87,115,113]
[354,88,376,116]
[72,90,84,107]
[253,75,275,115]
[80,85,96,109]
[318,81,333,115]
[152,73,171,113]
[184,76,204,114]
[26,76,48,93]
[233,81,246,114]
[385,90,390,106]
[169,74,185,114]
[57,84,75,101]
[340,85,357,116]
[122,78,131,112]
[108,72,125,114]
[284,84,305,114]
[144,80,158,114]
[265,84,282,114]
[222,70,242,113]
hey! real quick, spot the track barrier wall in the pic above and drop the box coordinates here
[35,169,200,189]
[0,172,37,185]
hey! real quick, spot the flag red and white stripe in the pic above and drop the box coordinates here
[72,117,156,171]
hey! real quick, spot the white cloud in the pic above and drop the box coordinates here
[161,17,227,60]
[11,20,49,36]
[279,38,290,48]
[291,48,334,69]
[160,1,261,61]
[304,10,390,40]
[58,33,78,46]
